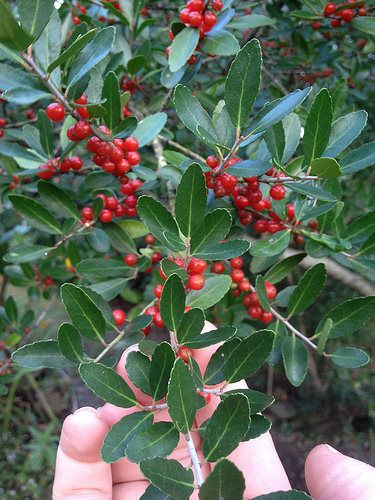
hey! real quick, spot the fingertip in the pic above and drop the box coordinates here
[60,407,109,462]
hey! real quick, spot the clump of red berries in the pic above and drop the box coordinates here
[112,309,126,327]
[322,1,367,28]
[179,0,222,36]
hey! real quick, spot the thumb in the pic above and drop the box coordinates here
[305,444,375,500]
[53,407,112,499]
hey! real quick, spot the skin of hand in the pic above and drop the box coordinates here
[53,322,375,500]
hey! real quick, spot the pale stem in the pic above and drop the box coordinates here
[186,431,204,487]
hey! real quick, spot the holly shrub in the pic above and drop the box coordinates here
[0,0,374,498]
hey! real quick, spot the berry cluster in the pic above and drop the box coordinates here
[179,0,222,36]
[0,116,7,138]
[297,68,333,85]
[323,1,367,27]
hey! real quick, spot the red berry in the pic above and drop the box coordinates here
[0,118,7,127]
[105,196,118,210]
[124,194,137,207]
[154,284,163,298]
[358,7,367,16]
[234,196,249,209]
[247,306,263,319]
[145,234,156,245]
[124,253,138,266]
[261,311,273,324]
[188,11,203,27]
[211,261,225,274]
[324,2,336,16]
[112,309,126,326]
[46,103,65,122]
[116,159,131,175]
[242,294,252,307]
[123,136,139,151]
[230,257,243,269]
[75,95,87,105]
[203,11,217,28]
[99,209,113,223]
[74,120,92,140]
[340,9,354,22]
[178,346,193,363]
[115,204,127,217]
[151,251,162,263]
[206,155,219,169]
[270,183,286,200]
[69,156,83,170]
[254,219,267,233]
[187,0,204,12]
[331,18,341,27]
[188,274,205,290]
[249,292,260,306]
[212,0,223,11]
[125,151,141,165]
[238,279,251,292]
[265,281,277,300]
[86,136,101,153]
[230,269,245,283]
[179,7,191,23]
[188,258,207,274]
[153,311,165,328]
[287,203,295,219]
[81,207,93,221]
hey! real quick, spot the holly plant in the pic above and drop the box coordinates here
[1,0,375,498]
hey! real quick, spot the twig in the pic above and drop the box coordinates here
[158,136,205,163]
[186,432,204,487]
[94,328,126,362]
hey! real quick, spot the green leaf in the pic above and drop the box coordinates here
[341,142,375,174]
[358,233,375,256]
[352,16,375,36]
[243,414,271,440]
[76,258,129,280]
[3,245,52,264]
[167,358,196,434]
[38,181,80,220]
[18,0,55,39]
[149,342,175,401]
[282,113,301,163]
[311,158,342,179]
[254,491,312,499]
[345,212,375,241]
[173,85,218,146]
[225,39,262,128]
[204,338,241,385]
[226,159,271,177]
[133,113,167,147]
[201,31,240,56]
[316,318,332,355]
[38,109,55,157]
[12,340,74,369]
[102,71,121,130]
[243,88,311,138]
[5,296,17,322]
[221,389,274,414]
[319,297,375,339]
[0,0,34,51]
[57,323,83,363]
[137,196,185,252]
[68,27,115,88]
[255,275,270,311]
[186,274,232,309]
[160,274,186,332]
[47,28,97,73]
[9,194,62,235]
[79,362,136,407]
[176,308,205,344]
[126,422,180,463]
[331,347,370,368]
[192,240,250,260]
[304,89,332,166]
[104,221,136,254]
[264,254,306,284]
[175,164,207,239]
[169,27,199,72]
[190,209,232,255]
[140,458,194,500]
[281,336,308,387]
[160,259,188,281]
[288,263,326,316]
[199,459,245,500]
[141,485,173,500]
[265,122,285,163]
[229,13,276,29]
[285,183,336,202]
[250,231,290,257]
[126,351,152,396]
[225,330,275,383]
[183,326,236,349]
[89,278,129,301]
[203,394,250,462]
[101,412,153,463]
[324,110,367,158]
[61,283,106,342]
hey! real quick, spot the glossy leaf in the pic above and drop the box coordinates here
[203,394,250,462]
[104,221,136,254]
[57,323,83,363]
[176,308,205,344]
[243,414,271,440]
[3,245,52,264]
[61,283,106,342]
[0,0,34,51]
[126,351,152,396]
[225,39,262,128]
[187,274,232,309]
[79,362,137,407]
[311,158,342,179]
[324,110,367,158]
[190,209,232,255]
[101,412,153,463]
[250,231,290,257]
[160,274,186,332]
[102,71,121,130]
[281,336,308,387]
[204,338,241,385]
[201,31,240,56]
[254,491,312,500]
[199,459,245,500]
[133,113,167,147]
[167,358,196,434]
[255,275,270,311]
[149,342,175,401]
[126,422,180,463]
[192,240,250,260]
[288,263,326,316]
[9,194,62,235]
[169,27,199,72]
[76,258,129,279]
[304,88,332,166]
[47,28,97,73]
[38,181,80,220]
[331,347,370,368]
[264,253,306,284]
[341,142,375,174]
[221,389,274,414]
[183,325,236,349]
[140,458,194,500]
[12,340,74,369]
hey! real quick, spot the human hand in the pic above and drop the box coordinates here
[53,324,375,500]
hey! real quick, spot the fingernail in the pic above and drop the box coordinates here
[325,444,340,454]
[74,406,100,416]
